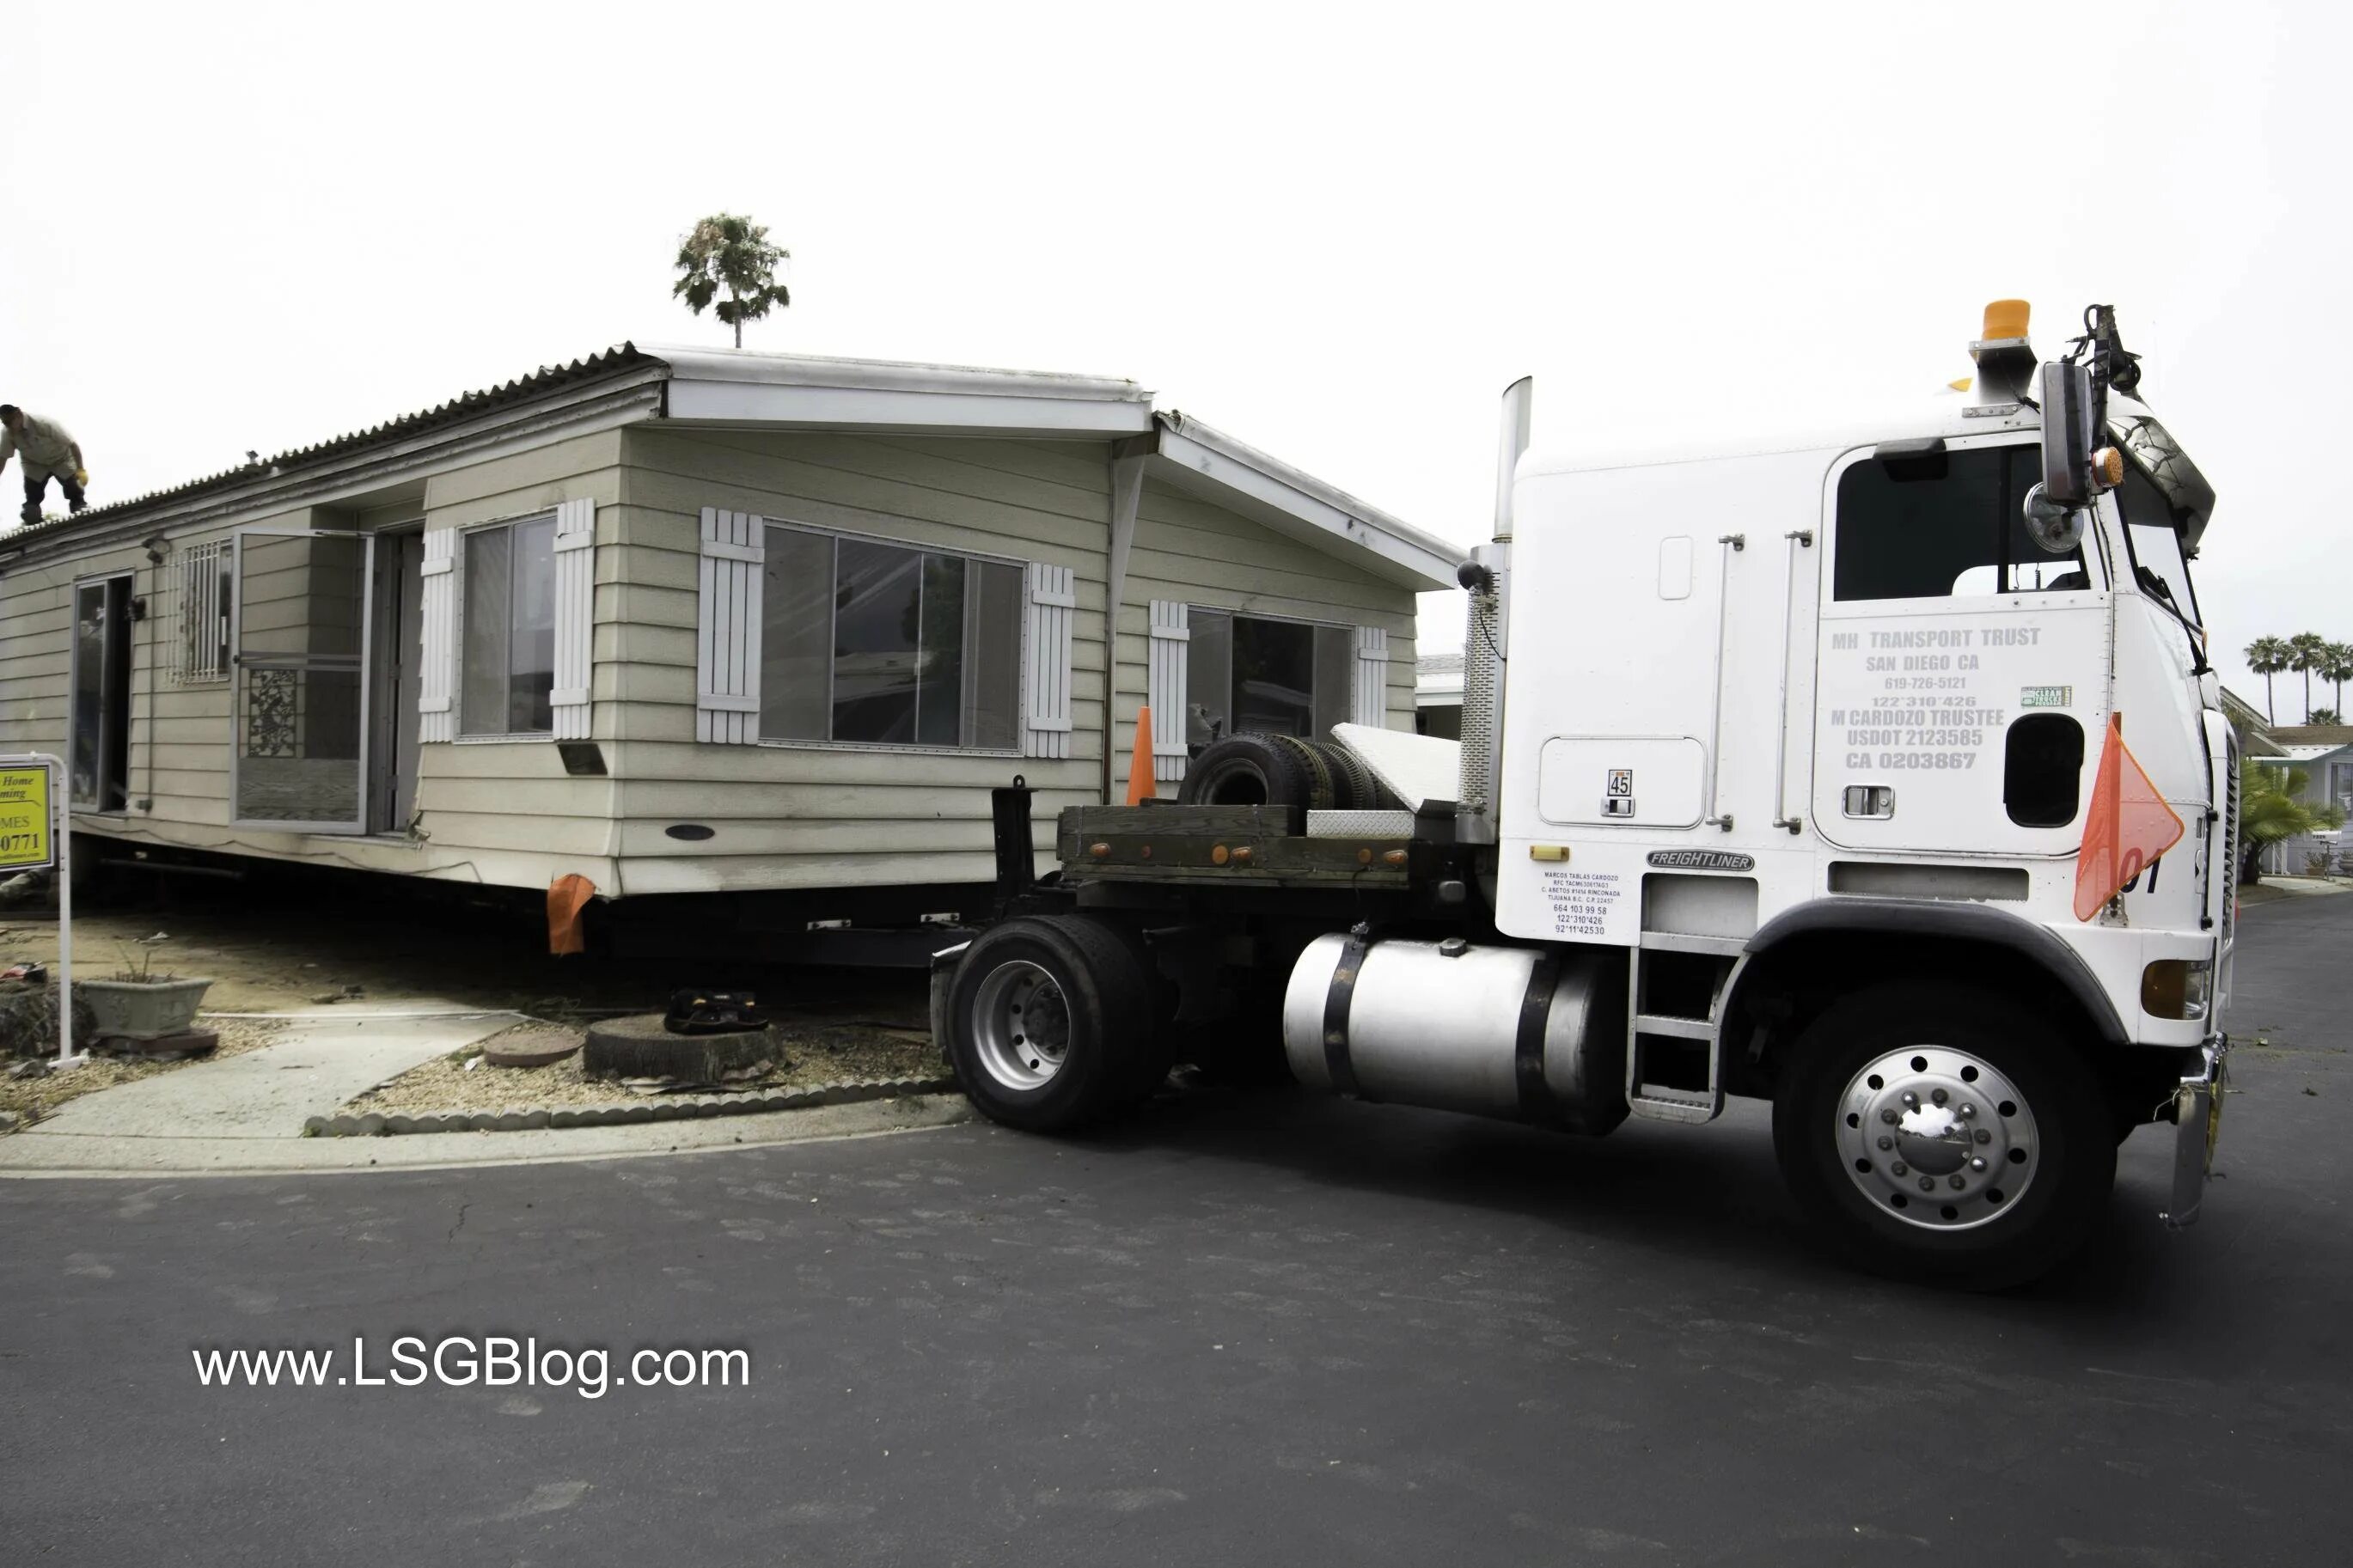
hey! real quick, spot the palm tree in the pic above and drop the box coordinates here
[2245,635,2291,721]
[2239,760,2346,883]
[2322,641,2353,720]
[672,213,791,349]
[2289,631,2329,721]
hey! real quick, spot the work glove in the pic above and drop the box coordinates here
[75,468,89,486]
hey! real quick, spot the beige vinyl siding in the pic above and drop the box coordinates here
[1112,477,1418,796]
[608,427,1109,894]
[0,433,625,891]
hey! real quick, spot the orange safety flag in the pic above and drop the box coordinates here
[1127,704,1158,806]
[2073,715,2184,921]
[547,873,596,955]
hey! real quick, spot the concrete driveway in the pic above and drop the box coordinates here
[1,894,2344,1565]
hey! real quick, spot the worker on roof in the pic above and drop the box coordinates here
[0,405,89,527]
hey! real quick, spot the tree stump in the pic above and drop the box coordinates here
[581,1014,776,1083]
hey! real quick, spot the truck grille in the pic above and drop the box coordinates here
[2222,737,2240,945]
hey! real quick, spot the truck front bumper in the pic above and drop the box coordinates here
[2161,1034,2229,1229]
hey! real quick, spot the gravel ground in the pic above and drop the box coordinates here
[344,1019,943,1115]
[0,1019,284,1126]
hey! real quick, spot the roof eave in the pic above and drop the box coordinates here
[1149,412,1464,593]
[651,345,1155,438]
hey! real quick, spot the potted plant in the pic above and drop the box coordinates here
[79,934,214,1042]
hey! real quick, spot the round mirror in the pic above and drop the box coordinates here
[2021,481,2086,555]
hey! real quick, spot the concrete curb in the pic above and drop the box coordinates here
[304,1074,961,1138]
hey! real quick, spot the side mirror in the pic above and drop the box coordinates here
[2039,359,2094,507]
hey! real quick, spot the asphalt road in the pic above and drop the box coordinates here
[4,896,2347,1566]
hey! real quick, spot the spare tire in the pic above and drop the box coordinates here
[1306,738,1384,811]
[1178,732,1345,827]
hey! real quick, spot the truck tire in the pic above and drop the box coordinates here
[944,914,1156,1132]
[1179,733,1330,817]
[1306,738,1384,811]
[1770,984,2115,1290]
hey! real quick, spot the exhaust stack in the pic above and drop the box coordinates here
[1491,375,1533,541]
[1457,376,1530,845]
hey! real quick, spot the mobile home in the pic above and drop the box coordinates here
[0,345,1458,943]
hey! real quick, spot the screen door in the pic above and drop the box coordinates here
[231,528,371,831]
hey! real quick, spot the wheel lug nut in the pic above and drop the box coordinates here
[1877,1136,1894,1150]
[1959,1103,1976,1119]
[1970,1156,1988,1172]
[1881,1108,1900,1125]
[1891,1162,1909,1177]
[1975,1128,1993,1144]
[1949,1174,1966,1190]
[1917,1176,1936,1192]
[1902,1091,1920,1109]
[1930,1088,1948,1106]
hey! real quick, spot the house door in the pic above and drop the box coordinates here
[369,529,425,833]
[232,528,372,832]
[70,575,134,812]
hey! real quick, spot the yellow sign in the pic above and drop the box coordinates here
[0,764,55,871]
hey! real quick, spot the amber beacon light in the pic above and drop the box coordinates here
[1981,298,2032,341]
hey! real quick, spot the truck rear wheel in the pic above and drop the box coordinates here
[945,914,1156,1132]
[1771,985,2115,1290]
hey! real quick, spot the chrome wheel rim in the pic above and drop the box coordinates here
[1835,1046,2040,1230]
[969,961,1072,1091]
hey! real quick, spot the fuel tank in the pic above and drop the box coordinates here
[1282,935,1628,1136]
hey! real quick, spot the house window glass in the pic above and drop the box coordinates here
[461,514,556,736]
[759,524,1021,749]
[1834,444,2087,601]
[1187,609,1352,742]
[175,540,232,685]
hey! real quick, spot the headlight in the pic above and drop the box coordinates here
[2142,960,2213,1022]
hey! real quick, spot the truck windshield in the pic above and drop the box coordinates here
[2116,462,2202,630]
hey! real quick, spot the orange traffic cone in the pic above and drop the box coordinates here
[2073,714,2185,921]
[1127,704,1157,806]
[547,873,596,955]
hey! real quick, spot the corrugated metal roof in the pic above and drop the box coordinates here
[4,344,657,540]
[2268,724,2353,747]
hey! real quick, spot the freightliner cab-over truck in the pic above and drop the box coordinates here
[937,302,2231,1286]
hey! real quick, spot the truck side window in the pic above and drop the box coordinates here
[1834,445,2086,601]
[2003,714,2086,828]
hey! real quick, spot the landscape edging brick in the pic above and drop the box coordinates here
[311,1074,963,1137]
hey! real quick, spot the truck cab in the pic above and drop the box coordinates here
[940,302,2230,1288]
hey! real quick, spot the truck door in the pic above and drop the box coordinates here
[1812,437,2110,859]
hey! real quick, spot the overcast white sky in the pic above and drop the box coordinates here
[5,2,2346,719]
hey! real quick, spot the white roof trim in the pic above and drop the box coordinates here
[650,344,1156,437]
[1149,413,1464,593]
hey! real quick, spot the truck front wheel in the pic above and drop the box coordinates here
[945,914,1156,1132]
[1771,985,2115,1289]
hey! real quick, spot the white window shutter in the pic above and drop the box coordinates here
[550,498,596,739]
[418,526,456,743]
[1022,562,1075,759]
[1353,625,1390,729]
[1147,600,1190,782]
[696,508,765,744]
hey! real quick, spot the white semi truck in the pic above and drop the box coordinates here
[939,302,2231,1286]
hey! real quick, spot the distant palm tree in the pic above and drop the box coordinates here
[2289,631,2330,720]
[672,213,791,349]
[2245,635,2291,722]
[2322,640,2353,719]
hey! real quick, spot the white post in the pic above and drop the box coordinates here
[54,760,75,1068]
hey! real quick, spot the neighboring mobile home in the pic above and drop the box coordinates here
[0,345,1458,941]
